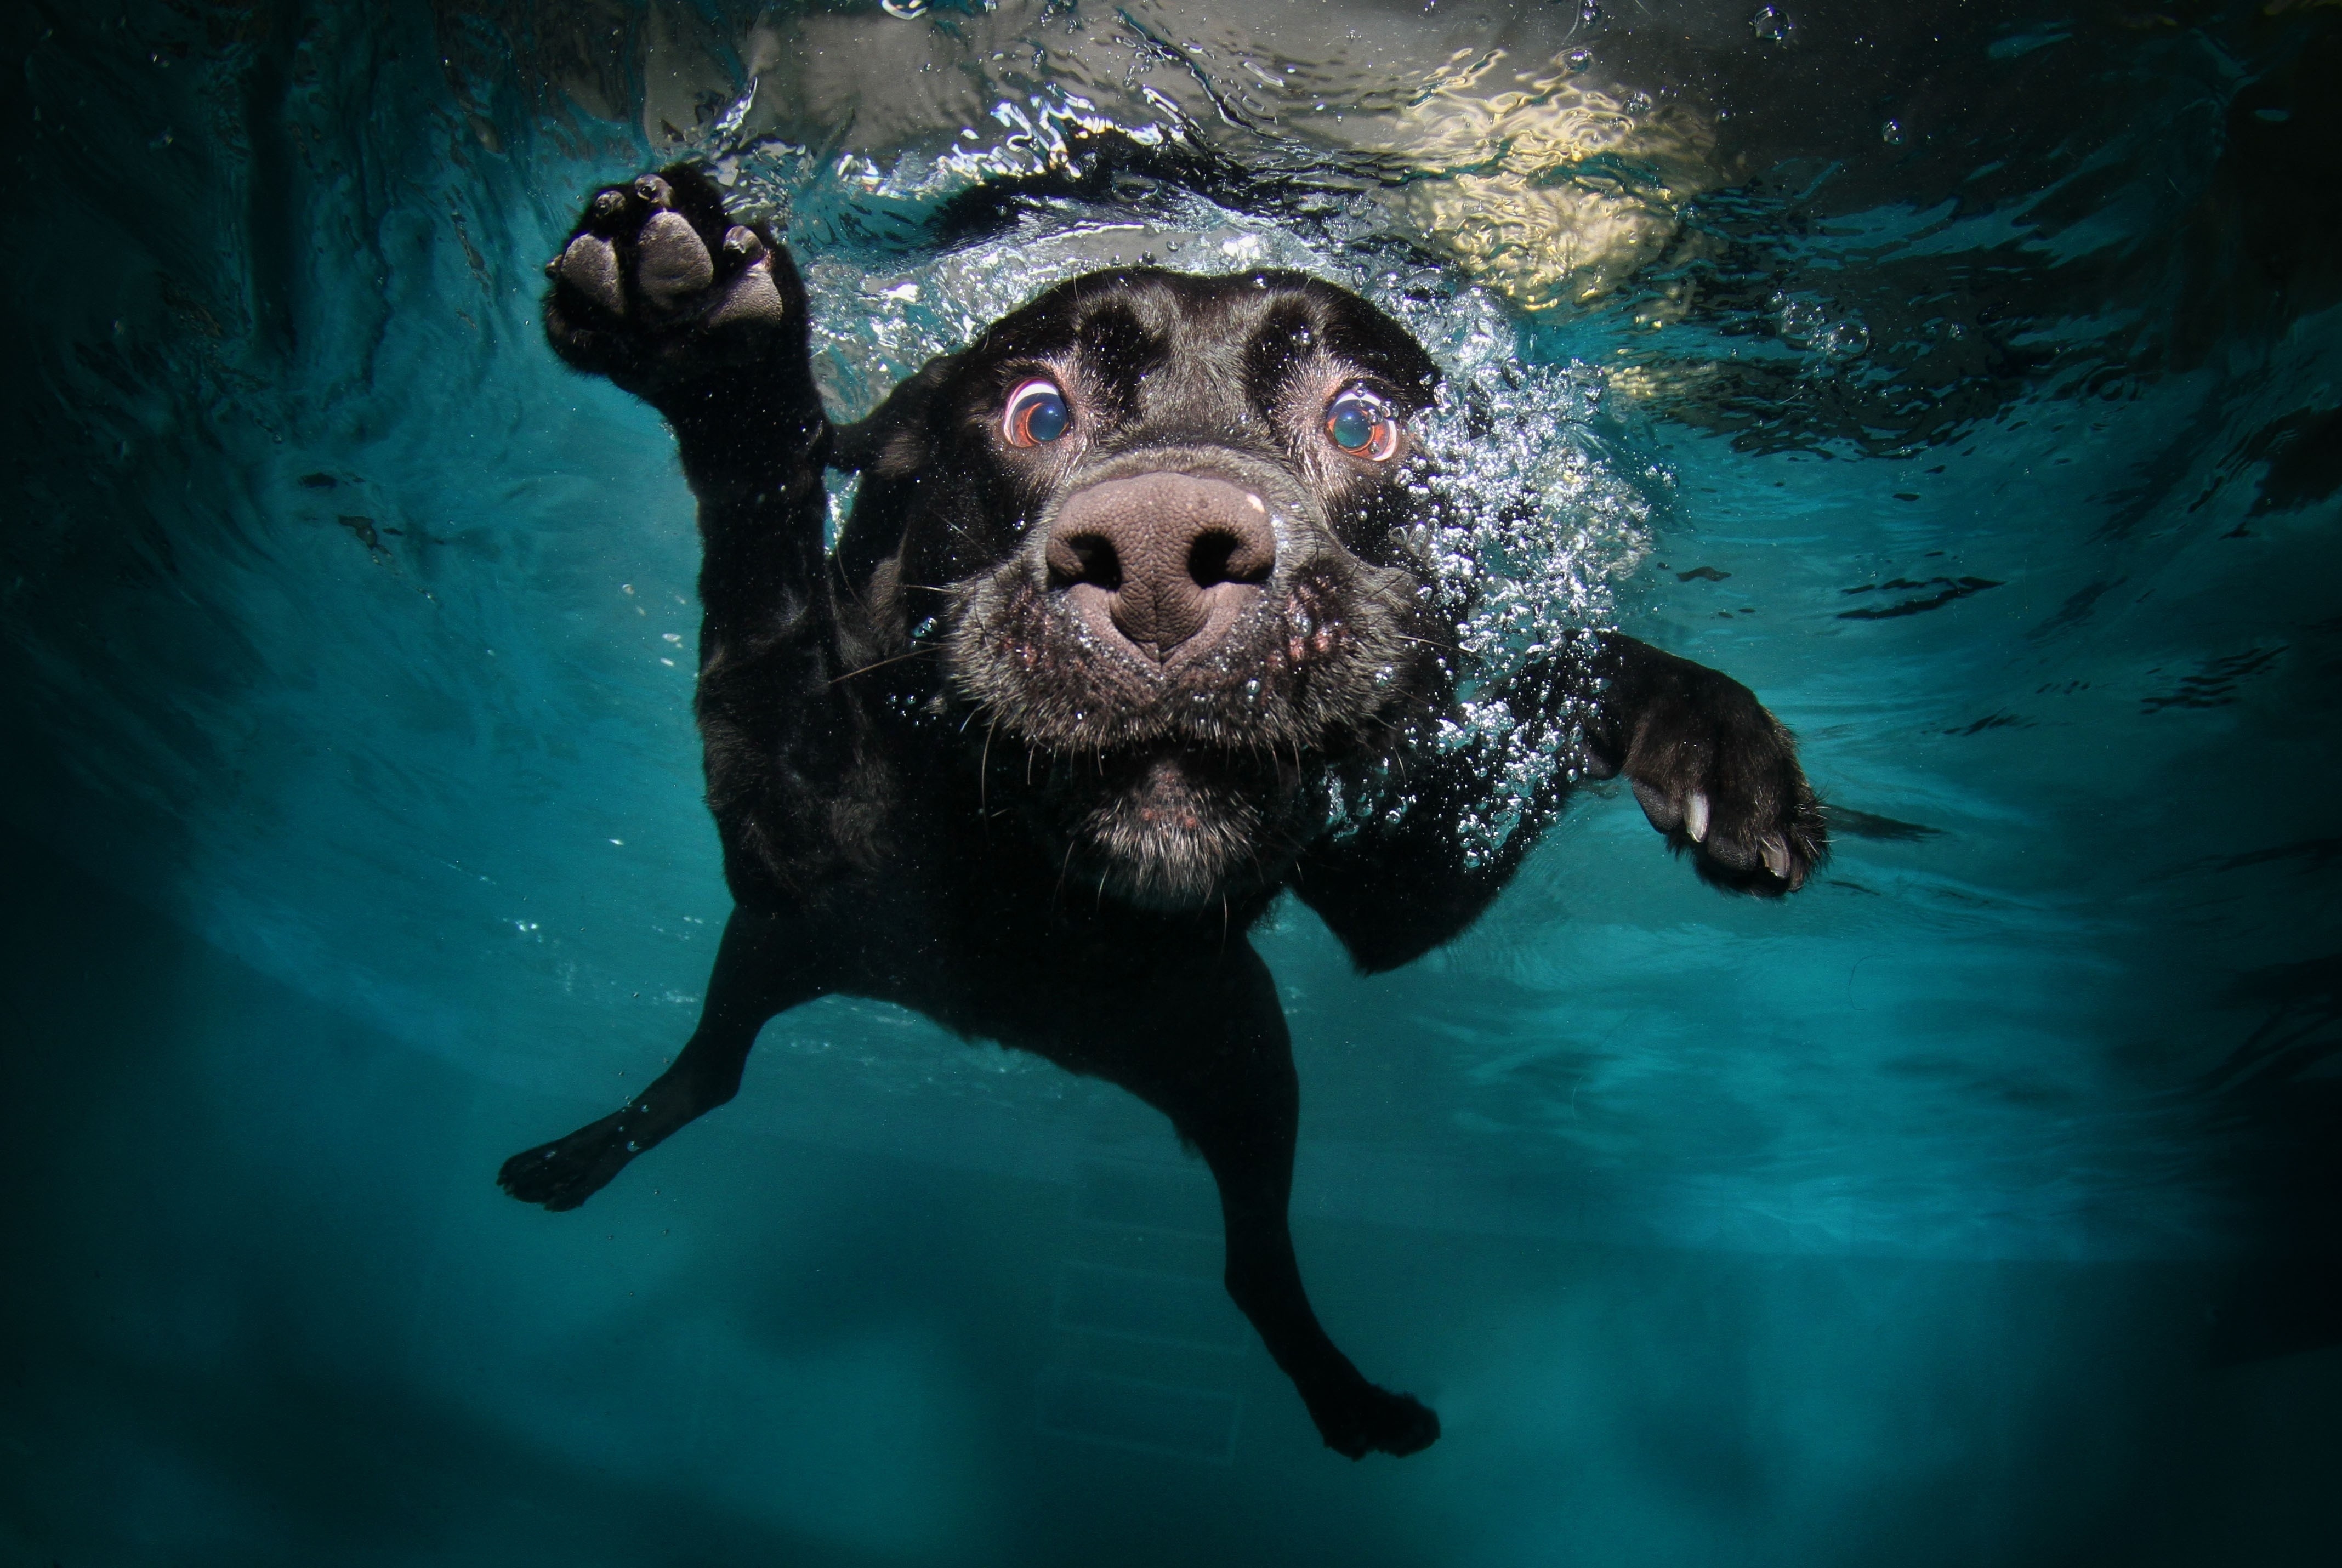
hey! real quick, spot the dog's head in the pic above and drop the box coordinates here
[840,269,1450,911]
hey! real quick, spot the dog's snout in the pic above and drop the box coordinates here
[1045,474,1276,664]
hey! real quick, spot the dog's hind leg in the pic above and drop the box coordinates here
[498,906,817,1211]
[1117,942,1442,1459]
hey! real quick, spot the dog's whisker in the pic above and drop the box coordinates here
[826,646,934,684]
[980,717,997,816]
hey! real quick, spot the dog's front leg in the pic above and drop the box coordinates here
[541,165,851,827]
[499,906,820,1211]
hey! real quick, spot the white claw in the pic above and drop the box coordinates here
[1761,833,1790,879]
[1685,790,1710,844]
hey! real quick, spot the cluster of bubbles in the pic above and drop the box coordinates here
[710,94,1657,862]
[1313,299,1655,867]
[1770,290,1873,365]
[1412,344,1655,865]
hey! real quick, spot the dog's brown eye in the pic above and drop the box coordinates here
[1325,387,1401,461]
[1003,378,1071,447]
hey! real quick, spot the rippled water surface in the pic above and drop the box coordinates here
[4,2,2340,1564]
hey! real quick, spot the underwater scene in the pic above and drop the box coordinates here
[3,0,2339,1561]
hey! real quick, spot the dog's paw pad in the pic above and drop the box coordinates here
[542,166,795,397]
[556,232,625,317]
[636,210,714,309]
[707,258,788,332]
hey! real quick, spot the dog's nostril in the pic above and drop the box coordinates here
[1049,533,1122,592]
[1187,530,1270,590]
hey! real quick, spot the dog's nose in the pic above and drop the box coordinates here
[1045,474,1277,664]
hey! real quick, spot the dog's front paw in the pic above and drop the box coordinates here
[542,164,798,401]
[1616,663,1826,894]
[1311,1382,1442,1459]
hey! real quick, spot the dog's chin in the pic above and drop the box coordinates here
[1066,749,1277,913]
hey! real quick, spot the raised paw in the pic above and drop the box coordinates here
[497,1109,644,1212]
[1610,656,1826,895]
[542,164,801,401]
[1310,1382,1442,1460]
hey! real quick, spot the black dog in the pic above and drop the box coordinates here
[499,166,1824,1459]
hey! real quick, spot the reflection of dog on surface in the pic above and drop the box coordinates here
[497,166,1824,1458]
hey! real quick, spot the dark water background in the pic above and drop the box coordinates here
[3,1,2339,1563]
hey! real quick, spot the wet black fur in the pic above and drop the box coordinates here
[504,166,1826,1459]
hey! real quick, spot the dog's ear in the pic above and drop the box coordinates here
[829,351,962,475]
[831,351,968,588]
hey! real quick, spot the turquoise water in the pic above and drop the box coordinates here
[3,1,2338,1562]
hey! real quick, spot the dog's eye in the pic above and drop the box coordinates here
[1325,387,1401,461]
[1002,378,1071,447]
